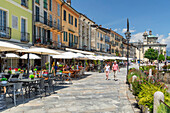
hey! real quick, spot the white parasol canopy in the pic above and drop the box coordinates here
[6,53,20,58]
[20,53,41,59]
[5,53,20,68]
[0,41,24,52]
[52,55,73,59]
[18,47,60,55]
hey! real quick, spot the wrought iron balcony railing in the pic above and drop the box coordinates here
[35,15,53,28]
[21,32,30,43]
[21,0,29,8]
[0,26,11,39]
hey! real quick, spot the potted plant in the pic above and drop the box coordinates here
[34,68,37,72]
[29,74,35,80]
[1,78,8,84]
[8,70,12,75]
[18,68,21,72]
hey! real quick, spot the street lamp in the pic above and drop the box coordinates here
[125,19,131,76]
[138,40,142,68]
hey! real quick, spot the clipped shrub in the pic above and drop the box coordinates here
[29,75,35,79]
[1,78,7,81]
[157,101,170,113]
[138,82,168,112]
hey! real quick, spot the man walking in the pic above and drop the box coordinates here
[112,61,120,81]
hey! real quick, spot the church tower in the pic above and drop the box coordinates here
[143,31,148,44]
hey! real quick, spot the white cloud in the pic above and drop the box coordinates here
[130,32,143,43]
[122,28,136,33]
[168,33,170,36]
[114,29,118,32]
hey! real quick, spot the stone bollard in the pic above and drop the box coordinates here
[130,75,137,91]
[153,91,164,113]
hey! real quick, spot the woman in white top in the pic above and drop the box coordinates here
[104,62,110,80]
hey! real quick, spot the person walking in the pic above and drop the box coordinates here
[104,62,110,80]
[112,61,120,81]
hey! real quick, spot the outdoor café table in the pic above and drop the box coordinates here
[18,78,42,98]
[0,83,15,109]
[62,71,73,82]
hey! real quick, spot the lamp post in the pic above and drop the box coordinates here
[138,40,142,68]
[125,19,131,76]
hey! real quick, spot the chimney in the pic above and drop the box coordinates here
[99,25,102,27]
[149,30,152,35]
[67,0,71,5]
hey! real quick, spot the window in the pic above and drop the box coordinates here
[49,0,52,11]
[65,32,67,42]
[63,10,66,21]
[57,19,60,29]
[49,14,52,27]
[44,11,47,25]
[12,15,18,29]
[74,35,78,44]
[21,18,26,41]
[71,16,73,25]
[63,32,66,41]
[98,32,99,37]
[21,0,28,8]
[50,31,52,40]
[97,43,99,49]
[75,18,77,27]
[0,9,7,36]
[57,4,60,16]
[44,0,48,9]
[58,34,60,43]
[35,6,39,21]
[54,18,56,26]
[69,14,71,24]
[35,0,39,4]
[112,49,114,53]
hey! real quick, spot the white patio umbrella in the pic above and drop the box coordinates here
[52,55,73,59]
[18,47,60,55]
[6,53,20,68]
[17,47,60,76]
[61,52,77,65]
[20,54,41,59]
[0,41,24,51]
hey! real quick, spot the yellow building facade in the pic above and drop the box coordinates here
[61,2,79,49]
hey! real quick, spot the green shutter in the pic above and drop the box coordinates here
[63,32,65,41]
[66,32,67,42]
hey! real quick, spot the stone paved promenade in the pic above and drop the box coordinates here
[1,65,135,113]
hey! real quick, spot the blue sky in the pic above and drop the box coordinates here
[71,0,170,48]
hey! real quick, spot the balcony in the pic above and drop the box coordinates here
[34,36,48,47]
[0,26,11,39]
[105,39,111,44]
[100,37,103,41]
[53,41,62,49]
[34,15,53,30]
[69,43,77,49]
[21,32,30,43]
[52,23,62,31]
[21,0,29,8]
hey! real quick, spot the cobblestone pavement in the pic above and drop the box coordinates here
[1,65,136,113]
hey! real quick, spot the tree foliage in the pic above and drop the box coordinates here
[158,54,165,61]
[167,56,170,60]
[144,48,158,61]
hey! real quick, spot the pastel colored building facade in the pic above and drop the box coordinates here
[79,13,95,51]
[0,0,32,46]
[33,0,62,49]
[61,0,79,49]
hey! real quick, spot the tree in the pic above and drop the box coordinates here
[167,56,170,60]
[144,48,158,62]
[158,54,165,62]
